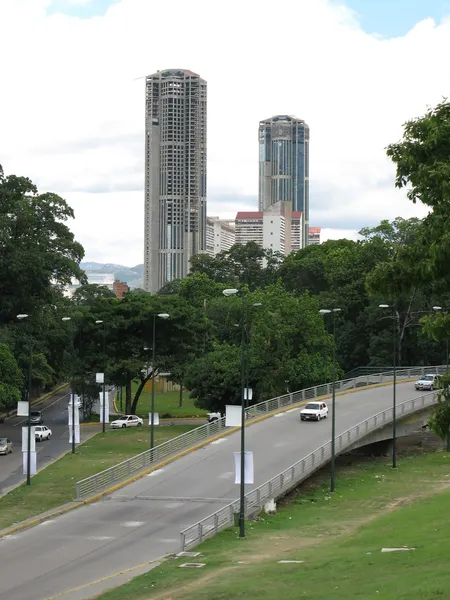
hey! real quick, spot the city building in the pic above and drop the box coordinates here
[258,115,310,247]
[63,273,115,298]
[235,201,297,257]
[143,69,207,293]
[290,212,304,253]
[235,211,263,247]
[206,216,235,256]
[308,227,321,245]
[113,280,129,299]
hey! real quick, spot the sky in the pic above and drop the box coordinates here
[1,0,450,267]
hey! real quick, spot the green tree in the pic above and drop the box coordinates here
[385,100,450,283]
[185,283,335,411]
[428,374,450,450]
[72,284,116,306]
[0,343,24,412]
[0,172,86,321]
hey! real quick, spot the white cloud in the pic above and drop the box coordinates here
[0,0,448,265]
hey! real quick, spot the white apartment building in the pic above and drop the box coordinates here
[235,212,264,247]
[63,273,115,298]
[308,227,321,245]
[235,201,302,257]
[291,212,304,253]
[206,216,236,256]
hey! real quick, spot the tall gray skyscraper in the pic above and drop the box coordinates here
[258,115,310,247]
[144,69,207,293]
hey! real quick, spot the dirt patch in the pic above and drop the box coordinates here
[142,566,238,600]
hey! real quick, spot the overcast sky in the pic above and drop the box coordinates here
[1,0,449,266]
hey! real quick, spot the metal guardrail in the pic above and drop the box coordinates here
[75,364,444,500]
[180,388,438,550]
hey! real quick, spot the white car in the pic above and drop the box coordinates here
[300,401,329,422]
[415,374,439,391]
[206,412,222,423]
[110,415,143,429]
[35,425,52,441]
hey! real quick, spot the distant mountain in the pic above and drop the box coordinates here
[80,262,144,289]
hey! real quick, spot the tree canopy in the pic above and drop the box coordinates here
[2,100,450,417]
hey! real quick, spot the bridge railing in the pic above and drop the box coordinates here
[75,365,443,500]
[180,389,437,550]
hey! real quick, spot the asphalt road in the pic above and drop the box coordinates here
[0,389,104,497]
[0,381,426,600]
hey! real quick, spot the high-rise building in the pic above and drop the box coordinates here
[144,69,207,293]
[258,115,310,247]
[206,216,235,256]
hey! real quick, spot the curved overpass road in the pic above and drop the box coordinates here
[0,381,423,600]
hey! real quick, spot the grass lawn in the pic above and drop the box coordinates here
[130,385,207,418]
[96,446,450,600]
[0,425,196,532]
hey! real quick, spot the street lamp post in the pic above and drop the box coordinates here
[150,313,169,450]
[379,304,398,469]
[95,320,107,433]
[62,317,76,454]
[223,288,247,538]
[244,303,262,406]
[17,314,32,485]
[319,307,341,492]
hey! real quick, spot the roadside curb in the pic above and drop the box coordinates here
[0,426,101,501]
[47,556,167,600]
[0,378,416,539]
[80,418,205,425]
[0,382,69,421]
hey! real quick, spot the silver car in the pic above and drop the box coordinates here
[0,438,13,455]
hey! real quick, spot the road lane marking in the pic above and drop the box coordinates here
[121,521,145,527]
[86,536,115,541]
[45,556,165,599]
[14,393,71,427]
[285,408,298,414]
[274,413,285,417]
[219,471,233,479]
[211,439,226,444]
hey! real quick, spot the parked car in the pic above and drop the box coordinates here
[110,415,143,429]
[34,425,52,441]
[0,438,13,455]
[29,411,44,424]
[206,412,222,423]
[415,374,439,391]
[300,401,329,422]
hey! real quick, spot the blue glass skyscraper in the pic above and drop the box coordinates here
[258,115,310,247]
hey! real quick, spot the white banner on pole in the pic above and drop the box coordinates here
[148,412,159,426]
[22,426,36,452]
[225,405,241,427]
[22,451,37,475]
[68,407,80,426]
[69,424,80,444]
[234,451,254,484]
[17,401,29,417]
[99,392,109,423]
[96,373,104,384]
[244,388,253,401]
